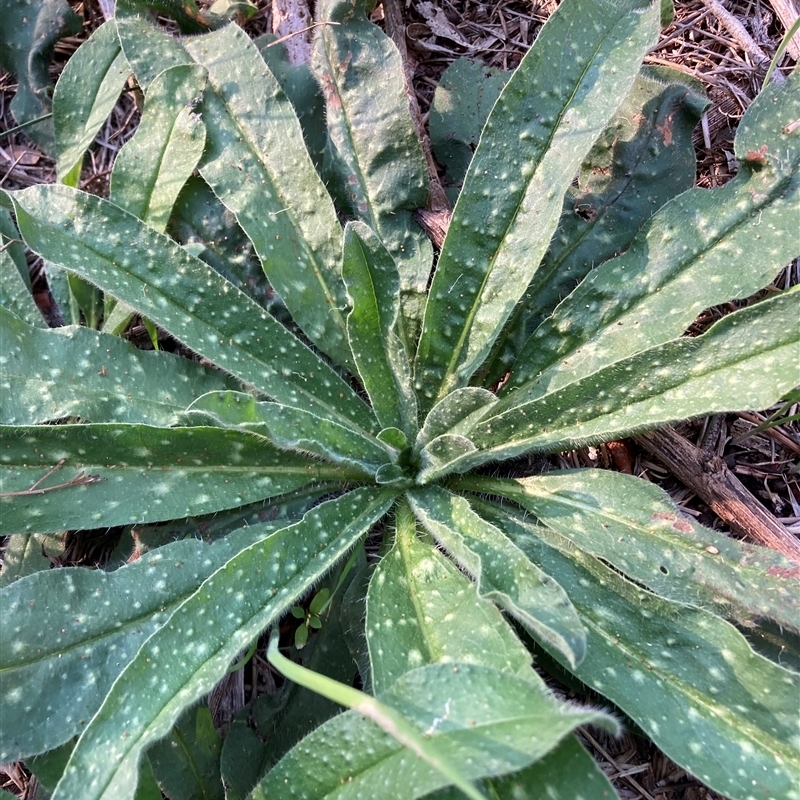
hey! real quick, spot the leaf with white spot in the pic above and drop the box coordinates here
[506,67,800,395]
[115,16,193,91]
[251,661,615,799]
[0,307,235,426]
[0,520,291,762]
[53,19,131,182]
[314,0,432,334]
[342,222,417,434]
[0,423,354,534]
[484,66,707,382]
[185,390,394,477]
[365,499,533,695]
[480,469,800,635]
[110,64,206,232]
[430,287,800,476]
[8,184,376,433]
[0,209,44,328]
[408,486,586,669]
[413,0,661,412]
[478,500,800,800]
[50,487,396,800]
[184,24,353,370]
[147,705,224,800]
[425,735,619,800]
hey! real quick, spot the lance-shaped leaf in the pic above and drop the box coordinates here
[253,661,615,799]
[0,520,295,761]
[314,0,432,329]
[110,64,206,231]
[183,24,352,369]
[425,736,618,800]
[185,390,394,476]
[166,176,272,310]
[477,470,800,634]
[342,222,417,434]
[0,210,44,327]
[256,34,327,175]
[104,63,207,334]
[413,0,660,411]
[484,66,707,381]
[0,423,355,534]
[0,307,234,426]
[429,58,509,193]
[53,19,132,182]
[50,487,396,800]
[365,499,533,695]
[116,15,194,90]
[408,486,586,668]
[147,705,224,800]
[506,67,800,395]
[479,501,800,800]
[434,288,800,474]
[9,184,376,432]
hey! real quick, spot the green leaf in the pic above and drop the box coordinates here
[485,66,708,381]
[0,307,234,426]
[446,288,800,470]
[342,221,417,433]
[485,469,800,634]
[116,15,194,90]
[429,58,509,193]
[479,501,800,800]
[0,423,346,534]
[49,487,395,800]
[148,705,224,800]
[0,209,44,327]
[252,661,616,799]
[0,532,65,587]
[507,67,800,395]
[220,566,361,799]
[408,486,586,669]
[413,0,661,411]
[314,0,432,330]
[426,735,619,800]
[365,499,533,695]
[0,0,82,152]
[185,390,394,476]
[53,19,132,183]
[110,64,207,231]
[0,521,290,761]
[413,386,497,456]
[116,0,209,36]
[521,66,708,328]
[183,24,352,369]
[166,176,271,308]
[9,184,376,432]
[256,34,327,175]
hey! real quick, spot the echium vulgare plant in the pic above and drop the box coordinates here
[1,0,799,797]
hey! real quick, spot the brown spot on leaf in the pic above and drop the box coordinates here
[655,112,675,146]
[744,145,768,165]
[318,72,341,111]
[766,565,800,580]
